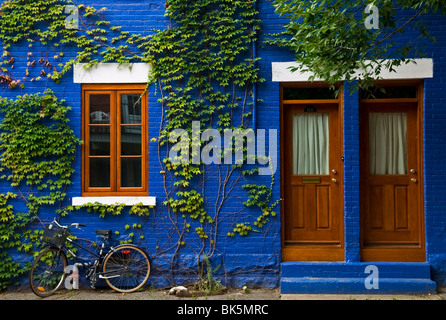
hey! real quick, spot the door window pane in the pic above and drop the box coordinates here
[362,86,417,99]
[284,87,338,100]
[292,114,329,175]
[369,113,407,175]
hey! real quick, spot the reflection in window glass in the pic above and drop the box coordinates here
[121,126,142,156]
[90,95,110,124]
[121,94,142,124]
[362,86,417,99]
[89,127,110,156]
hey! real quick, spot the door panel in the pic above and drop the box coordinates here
[282,104,344,261]
[360,102,425,261]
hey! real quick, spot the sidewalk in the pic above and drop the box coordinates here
[0,287,445,300]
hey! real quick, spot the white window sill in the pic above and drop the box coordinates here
[72,196,156,207]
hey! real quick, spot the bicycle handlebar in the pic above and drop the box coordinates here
[52,218,87,229]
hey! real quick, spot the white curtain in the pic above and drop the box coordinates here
[292,114,329,175]
[369,112,407,175]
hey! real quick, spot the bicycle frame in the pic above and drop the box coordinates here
[65,237,102,260]
[63,234,126,288]
[30,219,151,297]
[34,219,150,294]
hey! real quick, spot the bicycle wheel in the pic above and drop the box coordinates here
[29,248,68,297]
[102,245,150,293]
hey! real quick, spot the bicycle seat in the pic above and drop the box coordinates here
[96,229,112,237]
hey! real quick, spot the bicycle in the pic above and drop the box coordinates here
[29,218,151,297]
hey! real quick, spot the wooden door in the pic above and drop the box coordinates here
[282,104,344,261]
[360,102,425,261]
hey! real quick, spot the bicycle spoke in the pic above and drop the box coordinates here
[103,246,150,292]
[31,221,151,296]
[30,248,67,297]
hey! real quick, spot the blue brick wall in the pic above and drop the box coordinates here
[423,13,446,286]
[2,0,446,291]
[342,84,361,263]
[0,0,283,290]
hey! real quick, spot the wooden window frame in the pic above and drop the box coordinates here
[82,84,148,196]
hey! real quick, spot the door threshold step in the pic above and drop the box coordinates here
[281,262,436,294]
[281,277,436,294]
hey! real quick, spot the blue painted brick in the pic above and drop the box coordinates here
[2,0,446,293]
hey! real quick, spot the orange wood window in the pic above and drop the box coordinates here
[82,84,148,196]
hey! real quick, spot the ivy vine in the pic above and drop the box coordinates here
[0,90,81,289]
[0,0,280,288]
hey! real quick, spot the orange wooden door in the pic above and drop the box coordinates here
[282,104,344,261]
[360,102,425,261]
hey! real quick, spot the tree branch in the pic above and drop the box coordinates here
[370,7,424,49]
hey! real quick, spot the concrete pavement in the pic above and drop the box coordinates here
[1,287,445,300]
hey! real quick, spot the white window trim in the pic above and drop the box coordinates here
[74,63,151,84]
[74,63,155,206]
[272,58,433,82]
[72,196,156,207]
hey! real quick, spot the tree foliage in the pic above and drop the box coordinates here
[270,0,445,88]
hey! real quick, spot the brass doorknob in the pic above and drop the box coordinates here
[332,178,337,183]
[411,178,418,183]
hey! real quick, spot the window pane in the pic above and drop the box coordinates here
[369,113,407,175]
[90,95,110,124]
[284,87,338,100]
[121,94,142,124]
[89,126,110,156]
[121,158,142,188]
[292,114,329,175]
[89,158,110,187]
[362,86,417,99]
[121,126,142,155]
